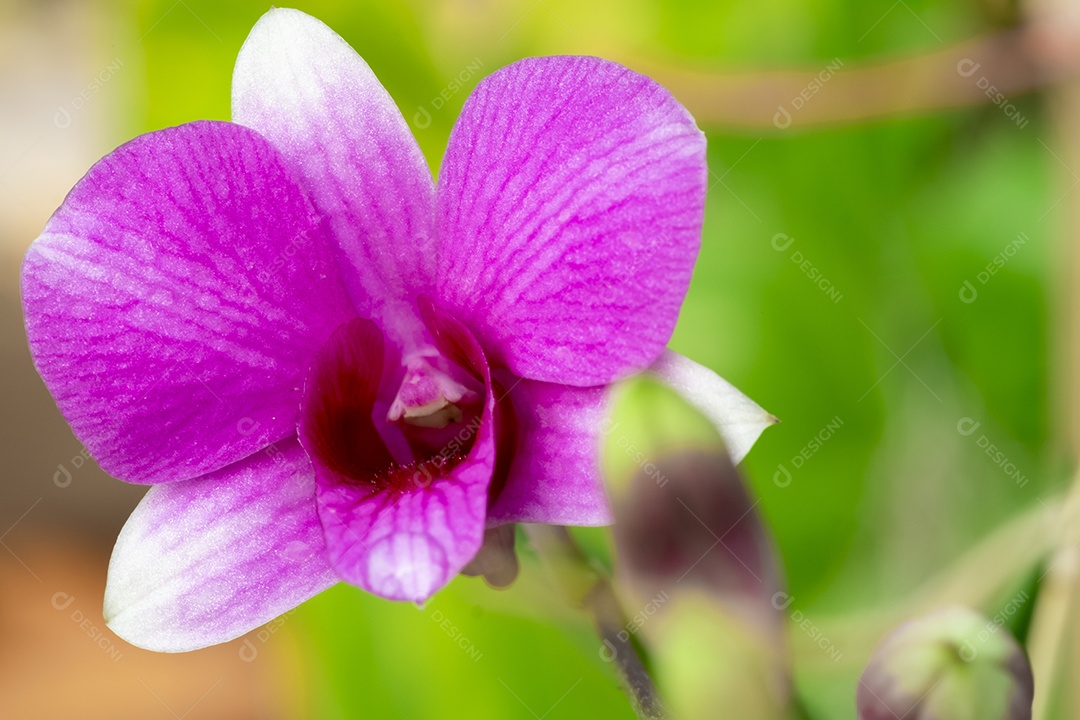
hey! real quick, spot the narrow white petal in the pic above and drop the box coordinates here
[647,350,777,464]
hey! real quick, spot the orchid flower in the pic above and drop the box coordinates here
[21,8,774,652]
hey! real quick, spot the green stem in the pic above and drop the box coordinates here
[525,524,667,719]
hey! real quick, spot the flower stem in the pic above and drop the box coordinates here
[525,524,667,719]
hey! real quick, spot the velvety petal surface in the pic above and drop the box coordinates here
[22,121,355,484]
[487,375,612,526]
[232,8,435,349]
[435,55,707,386]
[300,305,495,602]
[648,351,777,464]
[104,439,337,652]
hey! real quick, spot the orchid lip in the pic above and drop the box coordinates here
[300,317,493,496]
[296,299,504,600]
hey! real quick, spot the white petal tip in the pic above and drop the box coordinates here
[647,350,776,464]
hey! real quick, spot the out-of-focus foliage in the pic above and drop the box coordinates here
[116,0,1056,716]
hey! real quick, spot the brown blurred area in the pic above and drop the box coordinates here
[0,1,310,716]
[0,534,311,719]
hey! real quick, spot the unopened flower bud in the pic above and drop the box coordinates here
[612,448,783,611]
[857,606,1033,720]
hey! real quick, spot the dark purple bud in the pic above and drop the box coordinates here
[612,448,783,612]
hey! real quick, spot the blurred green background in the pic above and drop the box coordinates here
[0,0,1072,717]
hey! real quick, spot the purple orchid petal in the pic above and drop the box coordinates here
[487,376,613,526]
[647,351,778,464]
[300,306,495,602]
[104,438,337,652]
[232,8,435,350]
[435,55,706,386]
[22,120,355,484]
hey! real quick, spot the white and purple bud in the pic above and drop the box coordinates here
[857,606,1033,720]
